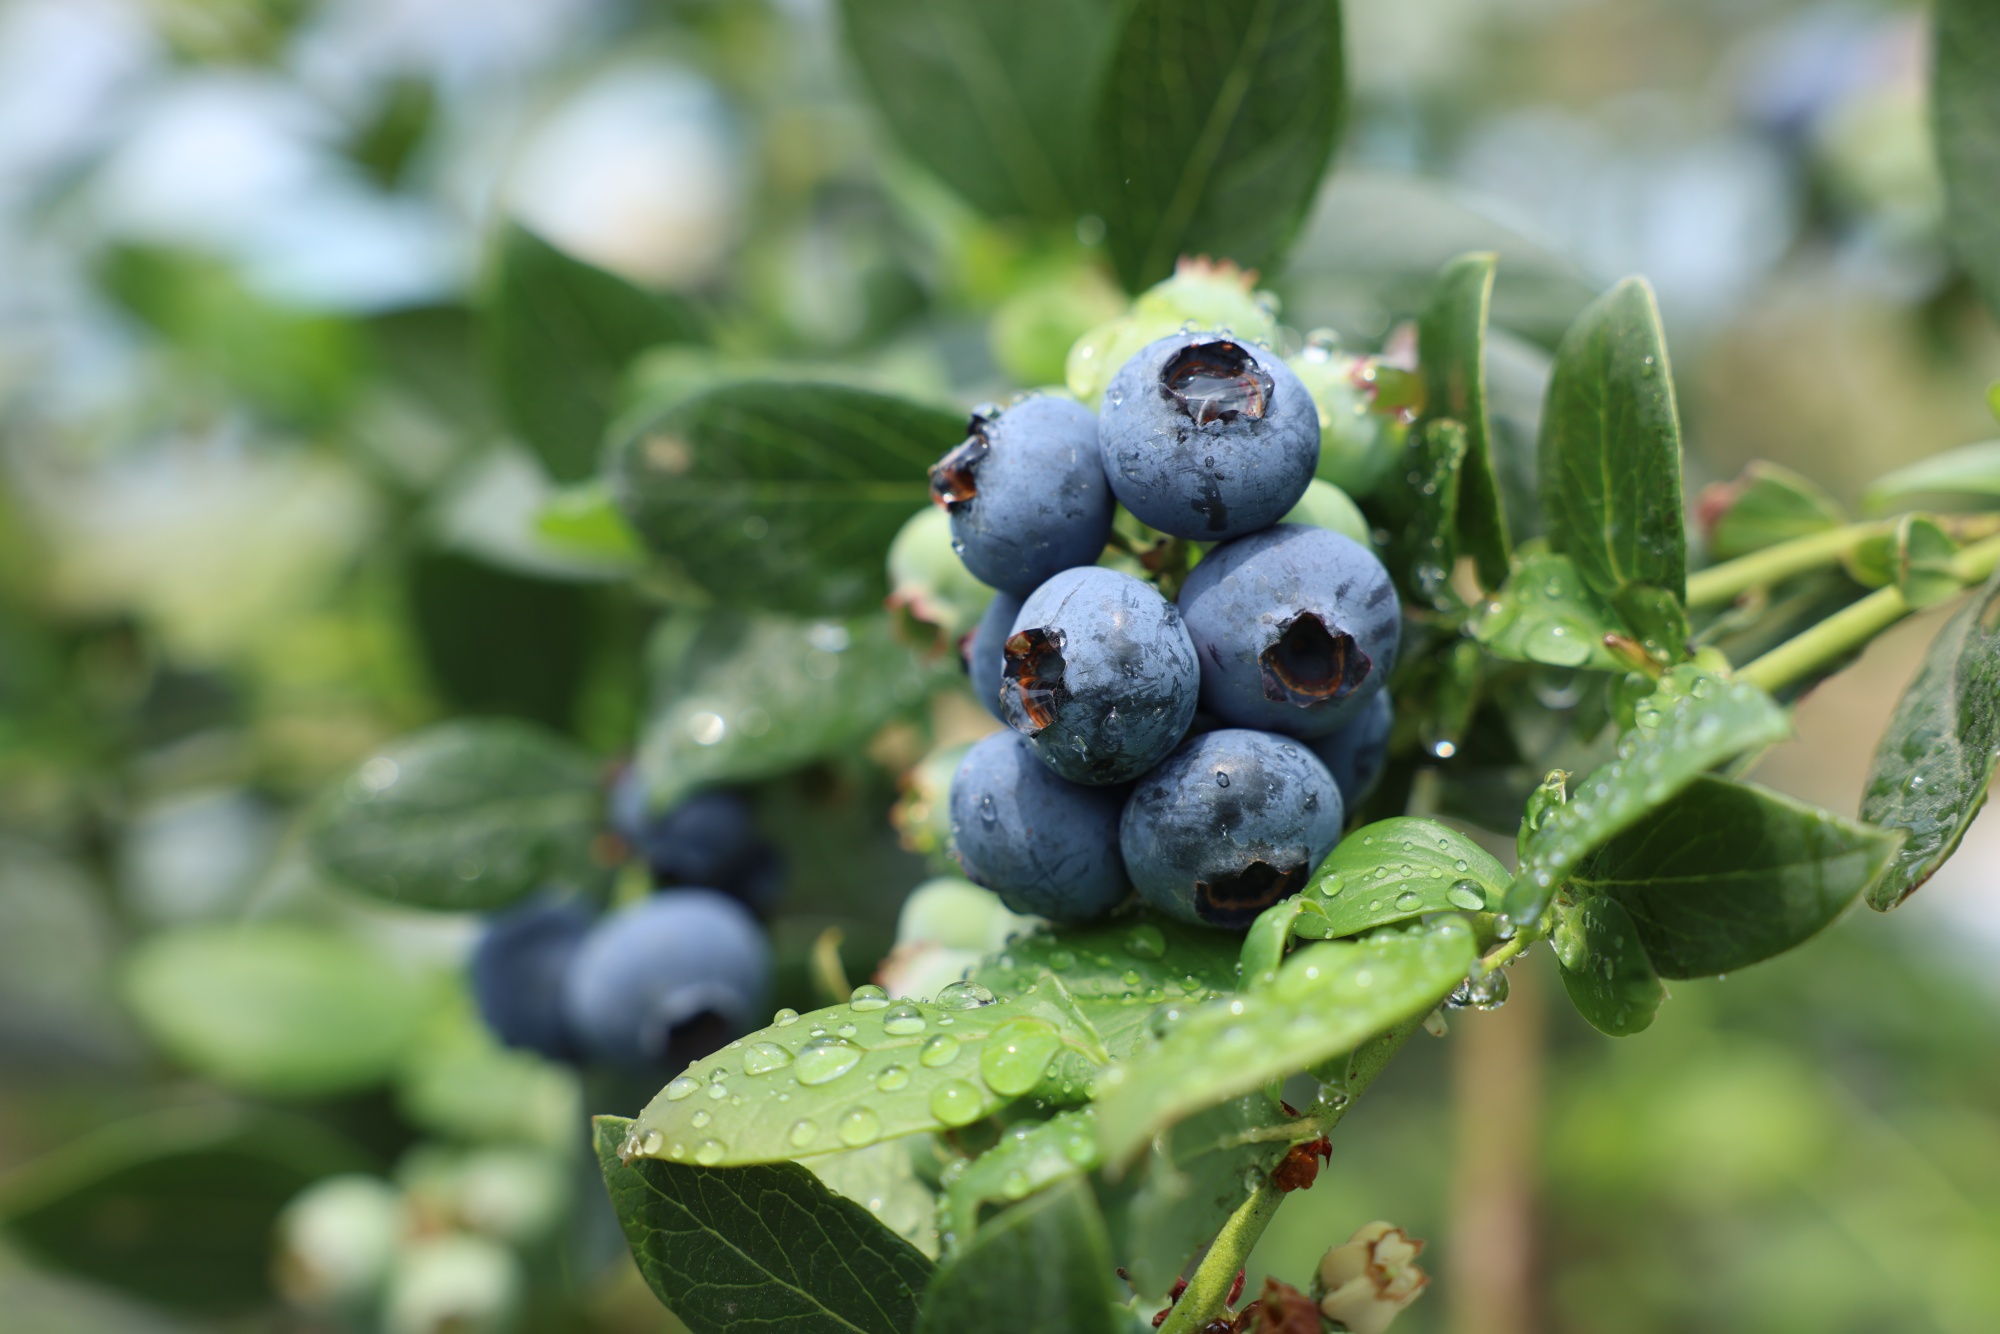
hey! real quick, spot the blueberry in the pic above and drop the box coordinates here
[929,395,1113,598]
[471,897,593,1061]
[963,590,1024,721]
[1307,688,1393,808]
[1001,565,1200,785]
[1178,524,1400,738]
[946,730,1130,922]
[1098,333,1318,540]
[1121,729,1344,930]
[610,776,784,913]
[560,889,769,1069]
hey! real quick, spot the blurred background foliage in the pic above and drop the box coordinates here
[0,0,1997,1331]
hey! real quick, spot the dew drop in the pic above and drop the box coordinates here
[788,1119,819,1149]
[1048,949,1075,971]
[1394,891,1424,912]
[930,1080,985,1126]
[936,981,996,1010]
[795,1037,863,1085]
[741,1042,793,1076]
[849,984,891,1011]
[1446,881,1485,911]
[639,1129,664,1155]
[920,1034,961,1067]
[1124,923,1167,960]
[882,1003,927,1036]
[690,1109,712,1128]
[876,1064,911,1092]
[664,1076,700,1102]
[695,1139,727,1165]
[978,1018,1062,1096]
[838,1107,883,1147]
[772,1008,800,1027]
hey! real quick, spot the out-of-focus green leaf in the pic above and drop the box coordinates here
[1863,441,2000,513]
[1861,570,2000,908]
[594,1116,932,1334]
[609,377,961,616]
[939,1108,1098,1245]
[487,223,705,483]
[1935,0,2000,320]
[1539,276,1687,608]
[1894,515,1963,609]
[308,720,602,912]
[0,1106,369,1317]
[1296,817,1507,939]
[124,924,436,1097]
[917,1178,1119,1334]
[535,480,647,567]
[1094,0,1345,290]
[1573,777,1900,978]
[405,551,596,730]
[1092,918,1476,1165]
[1472,551,1629,672]
[637,610,951,813]
[1705,461,1844,560]
[838,0,1118,223]
[1552,893,1664,1036]
[1419,251,1510,587]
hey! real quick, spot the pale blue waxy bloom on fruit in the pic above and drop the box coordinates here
[1308,688,1394,808]
[947,730,1130,923]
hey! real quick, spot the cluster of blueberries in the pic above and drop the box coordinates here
[945,332,1400,931]
[468,781,776,1072]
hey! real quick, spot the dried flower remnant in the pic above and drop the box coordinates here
[1314,1221,1429,1334]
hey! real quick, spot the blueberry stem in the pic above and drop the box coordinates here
[1155,1177,1285,1334]
[1685,511,2000,609]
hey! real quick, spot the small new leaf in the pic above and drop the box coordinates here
[594,1117,932,1334]
[917,1178,1120,1334]
[1863,440,2000,513]
[1551,893,1663,1036]
[1570,777,1900,978]
[1861,569,2000,909]
[1472,552,1629,672]
[1093,918,1477,1166]
[1895,514,1963,610]
[1297,817,1509,939]
[1419,251,1511,587]
[1704,461,1844,560]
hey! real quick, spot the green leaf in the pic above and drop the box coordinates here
[0,1106,368,1316]
[395,1006,582,1151]
[1894,514,1963,609]
[917,1178,1119,1334]
[1551,893,1663,1036]
[307,720,602,912]
[1471,551,1629,672]
[1296,817,1508,939]
[1705,461,1844,560]
[838,0,1119,222]
[637,610,951,813]
[534,479,647,567]
[1863,440,2000,513]
[620,982,1107,1168]
[1539,276,1687,608]
[609,376,962,616]
[1092,918,1477,1165]
[972,910,1242,1057]
[939,1108,1099,1244]
[1936,0,2000,321]
[1419,251,1511,587]
[1093,0,1345,290]
[1860,569,2000,909]
[124,923,436,1097]
[1505,667,1791,923]
[1393,416,1466,612]
[594,1116,933,1334]
[808,1141,943,1260]
[1570,777,1900,978]
[487,224,704,483]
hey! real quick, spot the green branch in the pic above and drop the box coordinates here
[1156,1176,1287,1334]
[1686,523,1890,608]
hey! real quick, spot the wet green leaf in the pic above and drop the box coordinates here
[637,610,951,813]
[917,1178,1119,1334]
[610,376,962,617]
[1539,276,1687,608]
[1864,441,2000,513]
[1092,918,1477,1165]
[838,0,1118,223]
[1705,461,1844,560]
[1471,553,1627,671]
[939,1108,1100,1245]
[1094,0,1345,290]
[1572,777,1900,978]
[1506,667,1790,923]
[1860,569,2000,909]
[0,1107,368,1317]
[1419,251,1511,587]
[307,720,602,912]
[621,982,1106,1168]
[124,923,436,1097]
[1393,416,1467,612]
[1296,817,1508,939]
[808,1142,942,1260]
[594,1116,932,1334]
[488,224,704,483]
[1936,0,2000,321]
[1551,893,1663,1037]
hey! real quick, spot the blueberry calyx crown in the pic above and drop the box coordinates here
[1001,626,1068,734]
[1259,612,1371,707]
[1160,340,1274,426]
[928,412,995,509]
[1194,859,1309,928]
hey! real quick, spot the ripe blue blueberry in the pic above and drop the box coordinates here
[963,590,1024,722]
[1177,524,1400,738]
[947,730,1130,922]
[471,896,593,1060]
[1001,565,1200,785]
[1121,729,1344,930]
[929,395,1113,598]
[609,776,784,913]
[1097,333,1318,540]
[560,889,769,1069]
[1307,688,1393,808]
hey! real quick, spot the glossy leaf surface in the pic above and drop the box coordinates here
[1552,893,1664,1036]
[1297,817,1508,939]
[1471,552,1628,672]
[916,1178,1119,1334]
[1419,251,1510,586]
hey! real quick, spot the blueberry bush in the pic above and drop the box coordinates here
[6,2,2000,1332]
